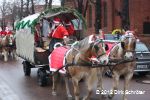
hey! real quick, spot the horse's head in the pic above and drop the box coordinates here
[90,39,109,65]
[6,35,15,46]
[120,31,136,60]
[78,35,109,65]
[70,35,109,65]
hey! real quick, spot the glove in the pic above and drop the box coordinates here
[63,36,69,44]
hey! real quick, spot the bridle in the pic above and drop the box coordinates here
[93,39,107,59]
[121,35,136,54]
[70,39,107,65]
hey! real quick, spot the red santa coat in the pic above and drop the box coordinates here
[65,22,74,35]
[50,24,69,39]
[0,31,7,36]
[34,32,39,42]
[6,31,13,35]
[34,24,41,42]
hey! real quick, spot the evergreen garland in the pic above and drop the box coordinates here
[15,7,87,34]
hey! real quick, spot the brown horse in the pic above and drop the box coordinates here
[0,34,16,61]
[50,35,109,100]
[106,31,137,100]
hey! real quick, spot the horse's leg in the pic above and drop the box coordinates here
[64,76,72,98]
[72,78,80,100]
[3,49,8,62]
[52,72,58,96]
[108,72,120,99]
[83,69,97,100]
[123,72,133,100]
[12,49,17,60]
[97,68,104,95]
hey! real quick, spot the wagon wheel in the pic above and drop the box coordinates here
[37,68,47,86]
[22,61,31,76]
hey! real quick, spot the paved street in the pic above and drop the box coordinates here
[0,0,149,99]
[0,56,150,100]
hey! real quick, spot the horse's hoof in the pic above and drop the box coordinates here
[101,94,107,98]
[67,94,72,98]
[108,94,113,99]
[67,95,73,100]
[52,91,57,96]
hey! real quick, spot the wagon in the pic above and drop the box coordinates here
[15,7,86,86]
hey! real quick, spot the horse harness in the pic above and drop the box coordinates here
[107,35,136,74]
[52,39,107,76]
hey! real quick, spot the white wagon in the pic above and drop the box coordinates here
[15,7,86,86]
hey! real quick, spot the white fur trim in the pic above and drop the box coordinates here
[53,42,63,49]
[88,35,94,43]
[53,21,60,24]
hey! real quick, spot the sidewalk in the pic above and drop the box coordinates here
[0,77,20,100]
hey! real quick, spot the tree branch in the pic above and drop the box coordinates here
[89,0,96,5]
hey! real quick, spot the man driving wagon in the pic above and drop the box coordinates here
[48,16,75,53]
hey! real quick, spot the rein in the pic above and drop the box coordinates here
[51,58,136,76]
[71,39,107,64]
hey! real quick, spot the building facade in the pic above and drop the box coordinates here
[65,0,150,35]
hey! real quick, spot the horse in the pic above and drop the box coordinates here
[105,31,137,100]
[49,34,109,100]
[0,34,16,61]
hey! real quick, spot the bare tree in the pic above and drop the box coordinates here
[73,0,89,17]
[61,0,65,7]
[31,0,35,14]
[20,0,23,19]
[26,0,30,16]
[48,0,52,8]
[7,1,21,29]
[90,0,102,34]
[121,0,130,30]
[45,0,48,9]
[0,0,10,29]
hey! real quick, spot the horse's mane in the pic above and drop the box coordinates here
[109,43,123,59]
[75,35,95,52]
[66,35,97,64]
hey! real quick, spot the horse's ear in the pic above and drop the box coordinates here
[105,44,109,51]
[121,42,125,49]
[92,35,97,41]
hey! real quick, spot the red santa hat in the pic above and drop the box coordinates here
[53,17,61,24]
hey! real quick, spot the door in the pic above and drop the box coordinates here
[143,22,150,34]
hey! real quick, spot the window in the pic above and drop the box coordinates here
[104,2,107,27]
[88,5,92,28]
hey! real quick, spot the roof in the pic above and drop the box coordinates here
[15,13,40,30]
[15,7,86,31]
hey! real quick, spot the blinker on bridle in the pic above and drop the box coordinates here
[121,35,136,53]
[94,39,106,58]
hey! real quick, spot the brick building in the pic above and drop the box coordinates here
[65,0,150,35]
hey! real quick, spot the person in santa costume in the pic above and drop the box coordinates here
[0,27,3,36]
[0,27,7,37]
[64,19,74,36]
[48,17,69,53]
[5,27,13,36]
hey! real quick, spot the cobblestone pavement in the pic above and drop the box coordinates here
[0,77,20,100]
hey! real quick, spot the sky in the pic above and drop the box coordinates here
[0,0,61,17]
[32,0,61,6]
[0,0,61,6]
